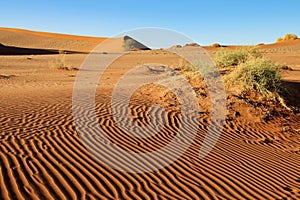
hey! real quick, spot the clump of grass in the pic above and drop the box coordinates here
[177,58,193,72]
[224,58,284,98]
[175,59,204,84]
[214,48,261,68]
[184,43,200,47]
[179,59,220,86]
[50,52,77,70]
[283,33,298,40]
[277,33,298,42]
[276,37,283,42]
[211,43,221,47]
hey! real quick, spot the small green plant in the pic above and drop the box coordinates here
[214,48,261,68]
[225,58,284,98]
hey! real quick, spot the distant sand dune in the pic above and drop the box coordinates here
[0,27,105,52]
[0,28,150,53]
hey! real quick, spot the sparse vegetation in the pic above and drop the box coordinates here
[211,43,221,47]
[176,58,204,84]
[224,58,284,98]
[276,37,283,42]
[284,33,298,40]
[193,60,217,78]
[178,59,219,86]
[178,58,192,72]
[276,33,298,42]
[213,48,289,106]
[180,46,291,107]
[214,48,261,68]
[49,52,77,70]
[185,43,200,47]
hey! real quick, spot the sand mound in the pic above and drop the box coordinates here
[0,28,150,53]
[256,39,300,69]
[257,39,300,52]
[0,27,106,52]
[92,36,150,53]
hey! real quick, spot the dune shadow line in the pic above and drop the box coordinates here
[0,43,88,55]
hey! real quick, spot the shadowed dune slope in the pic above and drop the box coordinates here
[0,43,58,55]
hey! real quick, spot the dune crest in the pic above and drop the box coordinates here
[0,28,150,53]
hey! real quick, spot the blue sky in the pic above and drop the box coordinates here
[1,0,299,45]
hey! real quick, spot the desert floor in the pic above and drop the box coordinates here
[1,28,300,200]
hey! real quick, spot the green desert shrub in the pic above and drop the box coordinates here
[214,48,261,68]
[277,33,298,42]
[225,58,284,97]
[276,37,283,42]
[211,43,221,47]
[178,60,216,83]
[283,33,298,40]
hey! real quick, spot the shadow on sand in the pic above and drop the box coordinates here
[283,81,300,107]
[0,43,86,55]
